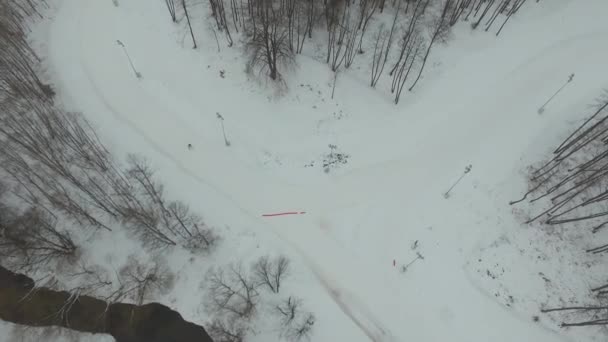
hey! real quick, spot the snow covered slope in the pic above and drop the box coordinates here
[11,0,607,341]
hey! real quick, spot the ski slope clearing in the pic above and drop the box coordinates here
[18,0,608,341]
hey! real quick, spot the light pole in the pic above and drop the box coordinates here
[538,73,574,114]
[216,113,230,146]
[116,40,142,79]
[444,164,472,199]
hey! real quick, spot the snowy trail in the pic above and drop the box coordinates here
[45,0,608,341]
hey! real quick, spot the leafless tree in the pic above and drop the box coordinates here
[281,0,309,54]
[408,0,451,91]
[122,157,181,248]
[392,32,423,103]
[179,0,197,48]
[233,0,245,33]
[541,303,608,327]
[370,25,388,87]
[0,206,77,272]
[355,0,379,53]
[275,297,315,342]
[1,0,219,263]
[288,313,315,341]
[342,15,360,69]
[304,0,316,39]
[511,92,608,230]
[253,255,290,293]
[369,0,401,87]
[206,258,314,341]
[447,0,467,25]
[206,264,259,319]
[471,0,496,30]
[496,0,527,36]
[123,155,217,251]
[165,0,178,22]
[325,0,349,72]
[512,91,608,330]
[118,255,176,305]
[276,296,302,326]
[388,0,429,78]
[64,262,115,298]
[246,0,294,80]
[209,0,234,46]
[208,317,247,342]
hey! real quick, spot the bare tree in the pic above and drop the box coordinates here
[276,297,315,341]
[355,0,379,53]
[209,0,234,46]
[408,0,451,91]
[325,0,351,72]
[246,0,294,80]
[122,155,217,251]
[0,206,77,272]
[541,304,608,327]
[388,0,429,78]
[180,0,197,48]
[1,0,219,264]
[118,255,176,305]
[496,0,527,36]
[369,25,388,87]
[511,92,608,229]
[206,264,259,319]
[369,0,401,87]
[253,255,290,293]
[64,262,115,299]
[165,0,178,22]
[208,317,247,342]
[471,0,495,29]
[276,296,302,326]
[205,258,314,341]
[392,32,423,103]
[512,91,608,330]
[282,0,310,54]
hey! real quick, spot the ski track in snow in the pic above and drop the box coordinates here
[315,273,394,342]
[44,0,608,341]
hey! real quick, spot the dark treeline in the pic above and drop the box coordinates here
[0,0,218,275]
[170,0,531,103]
[0,0,218,338]
[1,3,315,342]
[512,91,608,328]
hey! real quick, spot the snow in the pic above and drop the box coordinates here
[0,320,114,342]
[7,0,608,341]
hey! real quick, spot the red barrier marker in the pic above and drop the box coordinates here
[262,211,306,217]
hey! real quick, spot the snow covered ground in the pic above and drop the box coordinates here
[4,0,608,341]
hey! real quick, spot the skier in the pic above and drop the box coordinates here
[187,144,193,150]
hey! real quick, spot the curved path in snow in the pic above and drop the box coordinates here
[45,0,608,341]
